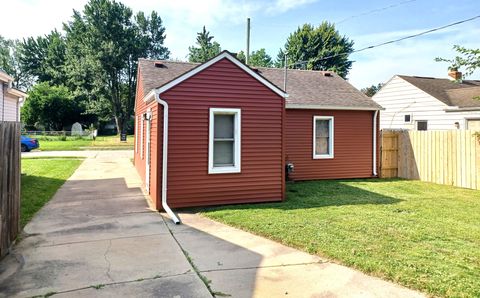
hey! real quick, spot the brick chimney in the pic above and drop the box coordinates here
[448,68,462,81]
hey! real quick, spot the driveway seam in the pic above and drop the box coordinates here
[37,232,170,248]
[161,216,215,298]
[199,260,328,273]
[29,270,194,297]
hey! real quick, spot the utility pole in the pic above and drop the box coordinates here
[246,18,250,65]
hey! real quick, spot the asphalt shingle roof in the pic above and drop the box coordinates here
[398,75,480,108]
[138,58,381,109]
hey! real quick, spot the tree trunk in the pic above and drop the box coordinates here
[114,116,125,135]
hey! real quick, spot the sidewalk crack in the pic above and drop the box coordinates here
[103,240,113,281]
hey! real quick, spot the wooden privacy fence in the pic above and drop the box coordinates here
[0,122,21,258]
[380,129,480,190]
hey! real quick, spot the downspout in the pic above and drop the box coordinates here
[373,110,379,177]
[154,91,180,224]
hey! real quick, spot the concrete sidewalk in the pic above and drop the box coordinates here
[1,150,425,297]
[166,213,425,298]
[0,151,211,298]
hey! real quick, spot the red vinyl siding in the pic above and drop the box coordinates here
[160,58,284,208]
[134,70,161,209]
[285,109,377,180]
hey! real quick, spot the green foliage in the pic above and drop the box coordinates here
[0,36,33,90]
[62,0,169,134]
[19,30,67,86]
[361,83,384,97]
[435,45,480,76]
[188,26,221,63]
[203,179,480,298]
[276,22,354,78]
[22,82,81,130]
[237,48,273,67]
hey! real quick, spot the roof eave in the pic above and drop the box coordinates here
[7,87,27,99]
[286,103,384,111]
[444,107,480,112]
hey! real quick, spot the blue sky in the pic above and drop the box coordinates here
[1,0,479,88]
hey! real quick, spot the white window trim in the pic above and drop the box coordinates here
[404,113,413,123]
[313,116,334,159]
[209,108,241,174]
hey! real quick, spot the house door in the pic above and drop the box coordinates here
[145,110,152,193]
[467,119,480,131]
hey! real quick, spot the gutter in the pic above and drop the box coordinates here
[373,110,379,177]
[145,90,180,224]
[286,104,384,111]
[444,107,480,112]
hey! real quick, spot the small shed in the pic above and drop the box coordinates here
[134,51,382,222]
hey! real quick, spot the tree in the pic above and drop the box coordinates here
[237,48,273,67]
[19,30,67,86]
[22,83,81,130]
[435,45,480,76]
[275,22,354,78]
[63,0,170,134]
[361,83,383,97]
[0,36,33,90]
[188,26,221,63]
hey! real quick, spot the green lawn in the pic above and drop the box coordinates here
[29,135,134,151]
[21,158,83,227]
[201,179,480,298]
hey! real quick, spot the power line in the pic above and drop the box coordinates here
[336,0,417,24]
[289,14,480,66]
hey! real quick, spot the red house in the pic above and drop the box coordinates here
[134,51,382,223]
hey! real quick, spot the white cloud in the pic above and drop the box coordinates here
[348,25,480,89]
[0,0,319,60]
[267,0,317,14]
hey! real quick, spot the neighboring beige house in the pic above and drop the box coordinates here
[0,70,27,122]
[373,70,480,130]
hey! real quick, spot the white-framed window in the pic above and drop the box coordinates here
[313,116,334,159]
[404,114,412,123]
[416,120,428,131]
[209,108,241,174]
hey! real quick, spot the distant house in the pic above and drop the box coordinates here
[372,70,480,130]
[133,51,382,219]
[0,71,27,122]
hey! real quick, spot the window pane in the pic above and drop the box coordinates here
[214,141,234,166]
[316,120,329,137]
[417,121,428,131]
[316,137,329,155]
[214,114,234,139]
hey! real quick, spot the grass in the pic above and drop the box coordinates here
[21,157,83,228]
[29,135,134,151]
[201,179,480,298]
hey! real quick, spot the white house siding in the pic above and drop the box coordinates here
[373,76,480,130]
[2,94,19,122]
[0,83,4,120]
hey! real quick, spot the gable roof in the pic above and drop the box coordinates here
[146,51,286,99]
[398,75,480,108]
[138,52,382,110]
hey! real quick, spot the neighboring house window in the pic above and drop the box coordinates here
[416,120,428,131]
[313,116,334,159]
[404,114,412,123]
[209,108,241,174]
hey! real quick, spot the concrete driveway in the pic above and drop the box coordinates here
[0,150,425,297]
